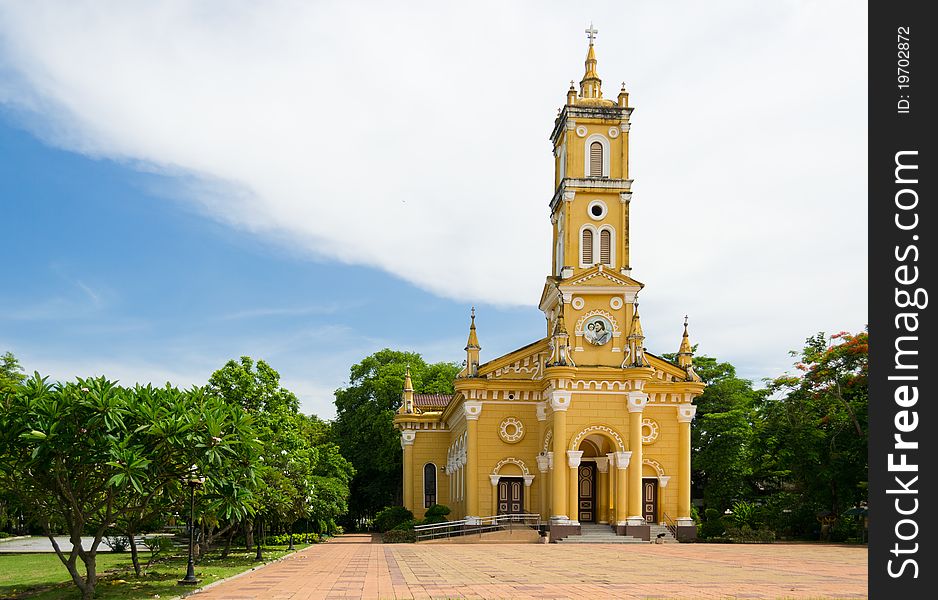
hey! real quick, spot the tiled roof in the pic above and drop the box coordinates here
[413,393,453,409]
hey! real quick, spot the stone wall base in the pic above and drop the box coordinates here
[549,524,581,543]
[676,525,697,542]
[615,524,650,541]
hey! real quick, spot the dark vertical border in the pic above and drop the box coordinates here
[869,1,935,596]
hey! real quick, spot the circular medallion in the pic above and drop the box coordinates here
[610,297,623,310]
[571,297,585,310]
[608,127,620,139]
[641,418,659,444]
[499,417,525,444]
[576,125,588,138]
[583,315,613,346]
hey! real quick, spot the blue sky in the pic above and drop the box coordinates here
[1,116,544,415]
[0,1,867,418]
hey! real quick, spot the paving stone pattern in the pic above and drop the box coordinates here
[189,534,867,600]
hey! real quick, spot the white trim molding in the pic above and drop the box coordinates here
[677,404,697,423]
[583,133,611,177]
[463,400,483,421]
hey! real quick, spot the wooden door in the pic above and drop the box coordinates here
[497,477,524,514]
[578,463,597,523]
[642,478,658,523]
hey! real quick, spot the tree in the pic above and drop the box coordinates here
[332,349,459,525]
[0,375,258,600]
[754,331,868,537]
[0,351,25,393]
[207,356,353,556]
[666,353,766,512]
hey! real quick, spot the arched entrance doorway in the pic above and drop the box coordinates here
[575,435,614,523]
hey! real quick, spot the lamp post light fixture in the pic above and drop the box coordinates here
[178,466,205,586]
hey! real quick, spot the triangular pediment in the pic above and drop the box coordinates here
[477,338,549,380]
[562,265,644,288]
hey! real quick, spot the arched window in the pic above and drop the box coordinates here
[424,463,437,508]
[581,228,594,265]
[600,229,612,265]
[589,141,603,177]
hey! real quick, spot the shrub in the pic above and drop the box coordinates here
[392,519,416,531]
[0,532,12,539]
[725,525,776,543]
[424,504,450,518]
[374,506,414,532]
[382,529,416,543]
[104,535,129,553]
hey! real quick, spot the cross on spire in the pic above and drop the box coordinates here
[585,23,598,45]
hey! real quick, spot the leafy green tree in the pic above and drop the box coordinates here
[207,356,353,556]
[332,349,459,526]
[0,375,258,600]
[754,331,868,537]
[0,351,25,393]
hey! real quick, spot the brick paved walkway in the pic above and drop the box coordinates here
[188,534,867,599]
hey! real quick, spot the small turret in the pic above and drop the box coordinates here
[623,301,650,368]
[398,365,421,414]
[547,300,575,367]
[678,316,701,381]
[463,307,481,377]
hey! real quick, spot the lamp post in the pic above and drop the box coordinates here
[178,466,204,586]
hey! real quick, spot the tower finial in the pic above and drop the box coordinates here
[579,26,603,100]
[585,23,598,46]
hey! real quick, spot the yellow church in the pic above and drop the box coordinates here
[394,28,704,543]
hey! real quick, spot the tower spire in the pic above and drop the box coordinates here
[623,301,650,367]
[677,315,701,381]
[580,23,603,99]
[463,307,481,377]
[398,365,420,414]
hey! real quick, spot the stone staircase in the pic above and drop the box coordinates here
[556,523,647,544]
[649,523,678,543]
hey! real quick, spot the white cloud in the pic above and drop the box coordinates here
[0,1,867,391]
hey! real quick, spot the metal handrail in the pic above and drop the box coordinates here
[414,513,541,541]
[662,512,678,538]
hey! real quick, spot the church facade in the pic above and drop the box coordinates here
[394,29,703,542]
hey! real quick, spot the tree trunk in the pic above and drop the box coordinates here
[245,520,254,551]
[254,518,263,561]
[221,526,235,558]
[127,528,142,577]
[81,553,97,600]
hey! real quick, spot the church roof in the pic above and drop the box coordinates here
[413,393,453,409]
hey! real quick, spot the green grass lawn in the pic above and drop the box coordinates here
[0,544,310,599]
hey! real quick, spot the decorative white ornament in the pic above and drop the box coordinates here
[610,297,623,310]
[608,127,620,138]
[499,417,525,443]
[641,418,659,444]
[571,297,585,310]
[576,125,588,137]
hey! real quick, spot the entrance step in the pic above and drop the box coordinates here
[556,524,648,544]
[648,523,679,543]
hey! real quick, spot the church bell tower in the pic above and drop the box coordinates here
[541,25,644,368]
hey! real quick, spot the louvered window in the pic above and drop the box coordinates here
[590,141,603,177]
[581,229,593,265]
[600,229,612,265]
